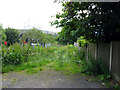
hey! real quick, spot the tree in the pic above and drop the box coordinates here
[20,28,56,45]
[21,28,44,44]
[56,26,77,45]
[0,25,6,45]
[46,34,56,44]
[5,27,19,46]
[51,2,120,43]
[21,28,58,44]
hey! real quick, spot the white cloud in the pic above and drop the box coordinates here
[0,0,62,32]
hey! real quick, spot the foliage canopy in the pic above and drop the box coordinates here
[0,25,6,45]
[51,2,120,43]
[5,27,19,46]
[21,28,56,44]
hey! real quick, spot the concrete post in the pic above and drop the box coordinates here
[109,41,112,72]
[95,43,97,60]
[86,43,88,60]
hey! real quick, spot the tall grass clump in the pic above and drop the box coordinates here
[87,57,109,75]
[53,45,85,74]
[79,54,111,82]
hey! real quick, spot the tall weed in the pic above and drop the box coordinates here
[80,55,110,76]
[53,45,83,74]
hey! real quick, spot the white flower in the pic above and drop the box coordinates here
[102,83,105,85]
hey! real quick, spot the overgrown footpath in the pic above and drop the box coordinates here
[2,43,120,88]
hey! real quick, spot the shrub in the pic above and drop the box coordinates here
[77,36,88,47]
[76,48,86,64]
[2,43,33,66]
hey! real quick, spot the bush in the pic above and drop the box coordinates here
[76,48,86,64]
[77,36,88,47]
[2,43,33,66]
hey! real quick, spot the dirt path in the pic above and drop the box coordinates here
[2,67,105,88]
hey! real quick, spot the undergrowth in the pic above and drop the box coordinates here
[2,44,120,88]
[79,55,120,89]
[2,44,84,74]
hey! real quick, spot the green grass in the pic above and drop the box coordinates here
[0,46,2,52]
[2,45,82,75]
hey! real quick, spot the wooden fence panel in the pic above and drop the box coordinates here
[97,42,110,68]
[74,41,120,82]
[111,42,120,81]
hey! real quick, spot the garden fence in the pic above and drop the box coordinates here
[74,41,120,82]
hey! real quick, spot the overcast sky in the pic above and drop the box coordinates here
[0,0,63,32]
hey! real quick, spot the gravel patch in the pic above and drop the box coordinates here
[2,69,105,88]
